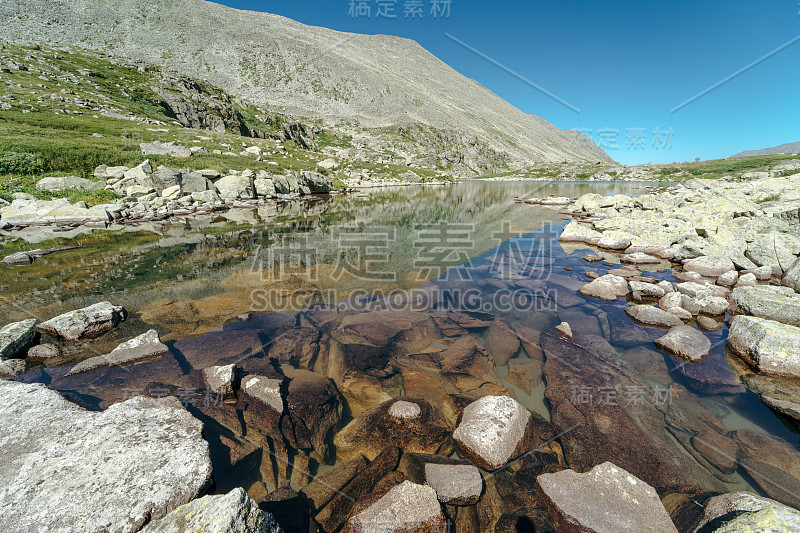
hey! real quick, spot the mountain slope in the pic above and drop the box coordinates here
[732,141,800,158]
[0,0,612,172]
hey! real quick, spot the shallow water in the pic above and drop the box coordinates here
[4,180,800,518]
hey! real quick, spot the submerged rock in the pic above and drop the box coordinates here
[0,318,37,360]
[140,488,281,533]
[67,329,169,375]
[0,381,212,533]
[343,481,446,533]
[482,317,521,365]
[728,316,800,376]
[453,395,552,471]
[38,302,126,340]
[334,397,450,463]
[536,462,678,533]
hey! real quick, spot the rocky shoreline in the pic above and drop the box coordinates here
[0,157,337,232]
[551,172,800,416]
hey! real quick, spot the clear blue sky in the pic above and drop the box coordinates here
[214,0,799,165]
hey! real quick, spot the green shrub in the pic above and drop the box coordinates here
[0,152,45,175]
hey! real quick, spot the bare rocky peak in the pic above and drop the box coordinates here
[0,0,612,166]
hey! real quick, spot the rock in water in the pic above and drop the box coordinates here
[578,274,629,301]
[654,326,711,362]
[728,316,800,376]
[140,488,281,533]
[423,463,483,505]
[482,318,521,365]
[334,397,450,463]
[0,381,212,533]
[343,481,446,533]
[453,395,552,471]
[37,302,126,340]
[692,492,800,532]
[67,329,169,375]
[203,364,240,398]
[625,305,684,327]
[0,318,37,359]
[536,462,678,533]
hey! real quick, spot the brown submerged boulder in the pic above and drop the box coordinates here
[482,317,521,366]
[540,329,725,495]
[279,367,343,462]
[334,397,452,463]
[315,446,401,532]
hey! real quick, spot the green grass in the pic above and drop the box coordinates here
[756,193,781,204]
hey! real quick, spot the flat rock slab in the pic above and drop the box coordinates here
[536,462,678,533]
[38,301,126,340]
[0,381,212,533]
[67,329,169,375]
[141,488,280,532]
[0,318,37,359]
[655,326,711,362]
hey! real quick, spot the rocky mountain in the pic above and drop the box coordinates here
[733,141,800,158]
[0,0,612,175]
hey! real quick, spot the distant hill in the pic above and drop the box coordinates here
[0,0,613,176]
[732,141,800,158]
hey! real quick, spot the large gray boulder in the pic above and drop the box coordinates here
[0,381,212,533]
[692,492,800,532]
[728,316,800,376]
[140,488,281,533]
[67,329,169,375]
[299,171,333,193]
[215,175,255,200]
[731,286,800,327]
[0,318,37,360]
[37,302,126,340]
[36,176,102,191]
[536,462,678,533]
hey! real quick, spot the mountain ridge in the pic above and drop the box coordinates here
[732,141,800,158]
[0,0,612,174]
